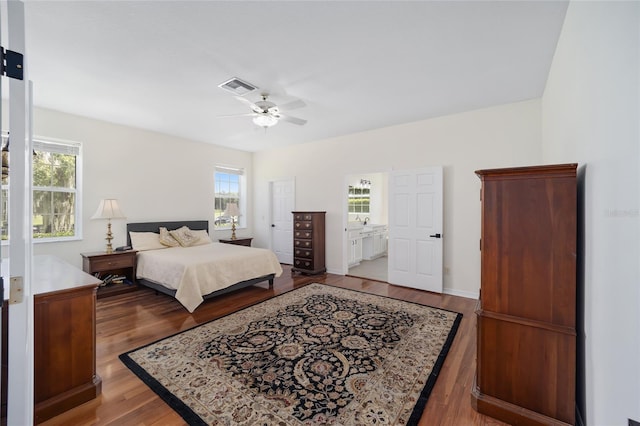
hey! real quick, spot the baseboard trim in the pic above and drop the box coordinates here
[338,269,480,299]
[443,287,479,299]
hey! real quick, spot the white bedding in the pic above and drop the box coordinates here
[136,242,283,312]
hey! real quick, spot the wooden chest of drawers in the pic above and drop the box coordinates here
[292,211,326,275]
[33,256,102,424]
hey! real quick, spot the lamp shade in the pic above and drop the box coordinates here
[224,202,240,218]
[91,199,126,220]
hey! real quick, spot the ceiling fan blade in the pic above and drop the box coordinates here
[234,96,262,113]
[216,112,258,119]
[278,99,306,111]
[279,114,307,126]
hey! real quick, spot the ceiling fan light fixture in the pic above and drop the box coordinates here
[253,114,278,128]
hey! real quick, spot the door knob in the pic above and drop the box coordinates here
[429,233,442,238]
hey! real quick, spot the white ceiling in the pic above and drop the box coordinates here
[21,1,569,152]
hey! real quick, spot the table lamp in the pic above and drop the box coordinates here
[91,199,126,253]
[224,202,240,240]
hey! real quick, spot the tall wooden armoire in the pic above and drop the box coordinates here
[471,164,577,426]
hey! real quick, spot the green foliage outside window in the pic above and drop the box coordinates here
[33,151,77,238]
[1,137,80,241]
[348,185,370,214]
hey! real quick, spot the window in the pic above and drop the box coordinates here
[1,136,82,241]
[214,166,245,229]
[348,181,370,214]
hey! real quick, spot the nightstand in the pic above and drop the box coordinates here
[81,250,138,299]
[219,237,253,247]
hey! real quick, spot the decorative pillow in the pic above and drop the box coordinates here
[169,226,199,247]
[190,229,211,246]
[159,227,180,247]
[129,232,165,251]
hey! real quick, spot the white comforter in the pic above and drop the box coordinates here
[136,242,283,312]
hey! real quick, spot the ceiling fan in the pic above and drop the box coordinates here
[220,93,307,129]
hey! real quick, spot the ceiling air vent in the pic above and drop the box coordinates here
[218,77,258,96]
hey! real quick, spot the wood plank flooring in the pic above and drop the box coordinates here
[41,265,507,426]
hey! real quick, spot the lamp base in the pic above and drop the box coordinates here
[231,219,237,240]
[105,220,114,253]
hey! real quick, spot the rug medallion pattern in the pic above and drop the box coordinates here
[121,284,461,425]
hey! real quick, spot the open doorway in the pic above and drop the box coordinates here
[345,172,388,282]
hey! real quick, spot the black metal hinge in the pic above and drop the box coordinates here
[1,47,23,80]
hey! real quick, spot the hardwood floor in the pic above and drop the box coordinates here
[41,265,507,426]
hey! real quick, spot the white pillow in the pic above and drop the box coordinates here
[129,232,165,251]
[169,226,200,247]
[159,227,180,247]
[190,229,212,246]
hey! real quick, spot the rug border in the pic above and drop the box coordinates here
[119,351,207,425]
[119,282,463,425]
[407,305,463,425]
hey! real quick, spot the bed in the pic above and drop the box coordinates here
[126,220,283,312]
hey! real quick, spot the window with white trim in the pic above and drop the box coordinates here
[348,184,370,214]
[214,166,246,229]
[1,135,82,241]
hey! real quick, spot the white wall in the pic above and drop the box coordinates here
[253,99,542,297]
[542,1,640,424]
[22,107,254,268]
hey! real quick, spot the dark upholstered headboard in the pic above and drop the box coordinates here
[126,220,209,246]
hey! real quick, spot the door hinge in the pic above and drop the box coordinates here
[9,276,24,304]
[1,47,24,80]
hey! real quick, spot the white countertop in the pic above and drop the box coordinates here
[1,255,101,299]
[34,255,101,295]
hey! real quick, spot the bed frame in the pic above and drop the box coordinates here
[126,220,275,303]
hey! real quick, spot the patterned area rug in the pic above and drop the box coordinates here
[120,283,462,425]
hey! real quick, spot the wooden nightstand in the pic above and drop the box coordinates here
[219,237,253,247]
[81,250,138,299]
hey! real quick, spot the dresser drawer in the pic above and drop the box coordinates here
[294,221,313,230]
[294,230,312,239]
[294,239,313,248]
[294,258,315,270]
[293,213,315,221]
[90,255,135,272]
[294,248,313,258]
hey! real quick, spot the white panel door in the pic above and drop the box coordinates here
[388,167,443,293]
[270,178,294,264]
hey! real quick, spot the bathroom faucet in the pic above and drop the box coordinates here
[364,217,370,225]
